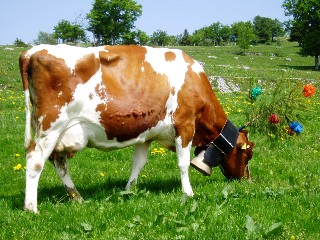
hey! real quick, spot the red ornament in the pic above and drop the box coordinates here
[303,83,316,97]
[269,114,280,124]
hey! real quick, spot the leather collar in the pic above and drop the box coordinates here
[203,119,239,167]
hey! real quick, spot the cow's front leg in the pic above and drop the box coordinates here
[175,137,194,196]
[125,142,151,190]
[50,153,83,203]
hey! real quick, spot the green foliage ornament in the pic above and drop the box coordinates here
[245,80,316,139]
[250,86,262,100]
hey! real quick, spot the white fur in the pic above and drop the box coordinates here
[125,142,151,190]
[175,137,194,196]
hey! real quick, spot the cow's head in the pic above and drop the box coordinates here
[192,129,254,180]
[220,130,254,180]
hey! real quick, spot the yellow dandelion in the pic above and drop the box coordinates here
[14,164,22,171]
[100,172,105,177]
[15,153,21,157]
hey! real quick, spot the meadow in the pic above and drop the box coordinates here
[0,41,319,239]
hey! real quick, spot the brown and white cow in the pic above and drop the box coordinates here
[19,44,254,213]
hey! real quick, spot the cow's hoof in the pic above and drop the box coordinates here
[24,203,39,214]
[191,156,212,176]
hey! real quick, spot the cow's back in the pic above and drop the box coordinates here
[21,44,209,151]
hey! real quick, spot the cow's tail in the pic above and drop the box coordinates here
[19,52,32,149]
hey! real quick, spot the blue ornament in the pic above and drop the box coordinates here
[289,121,303,134]
[251,87,262,100]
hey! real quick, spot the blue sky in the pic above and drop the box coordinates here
[0,0,289,45]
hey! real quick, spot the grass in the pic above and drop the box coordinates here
[0,42,319,239]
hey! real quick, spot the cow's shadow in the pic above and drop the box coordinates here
[3,177,181,211]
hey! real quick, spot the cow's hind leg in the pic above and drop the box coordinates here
[50,153,83,203]
[25,138,59,213]
[25,148,48,213]
[125,142,151,190]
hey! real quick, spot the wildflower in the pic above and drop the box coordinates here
[100,172,105,177]
[151,147,166,155]
[14,164,22,171]
[303,83,316,97]
[15,153,21,157]
[268,133,274,138]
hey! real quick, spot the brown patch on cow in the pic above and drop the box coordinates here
[165,51,176,62]
[27,51,81,131]
[174,52,227,148]
[74,53,100,83]
[19,50,31,91]
[96,45,170,141]
[27,141,36,153]
[34,163,42,171]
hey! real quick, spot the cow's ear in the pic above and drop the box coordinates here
[240,129,249,136]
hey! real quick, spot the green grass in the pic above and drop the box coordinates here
[0,42,319,239]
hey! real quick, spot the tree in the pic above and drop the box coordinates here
[192,22,227,46]
[34,31,57,45]
[179,29,192,46]
[87,0,142,45]
[54,20,87,44]
[136,30,150,45]
[220,25,231,44]
[231,21,255,50]
[210,22,224,45]
[283,0,320,70]
[150,30,170,46]
[253,16,284,43]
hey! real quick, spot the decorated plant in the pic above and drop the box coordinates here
[245,80,316,139]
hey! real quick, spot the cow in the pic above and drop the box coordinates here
[19,44,254,213]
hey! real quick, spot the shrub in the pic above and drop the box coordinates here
[13,38,29,47]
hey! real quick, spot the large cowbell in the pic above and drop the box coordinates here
[191,120,239,176]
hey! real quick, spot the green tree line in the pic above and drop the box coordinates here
[16,0,320,70]
[31,0,284,47]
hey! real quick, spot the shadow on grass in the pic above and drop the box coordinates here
[279,65,316,71]
[39,176,181,204]
[1,176,182,211]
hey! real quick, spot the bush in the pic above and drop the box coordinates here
[13,38,29,47]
